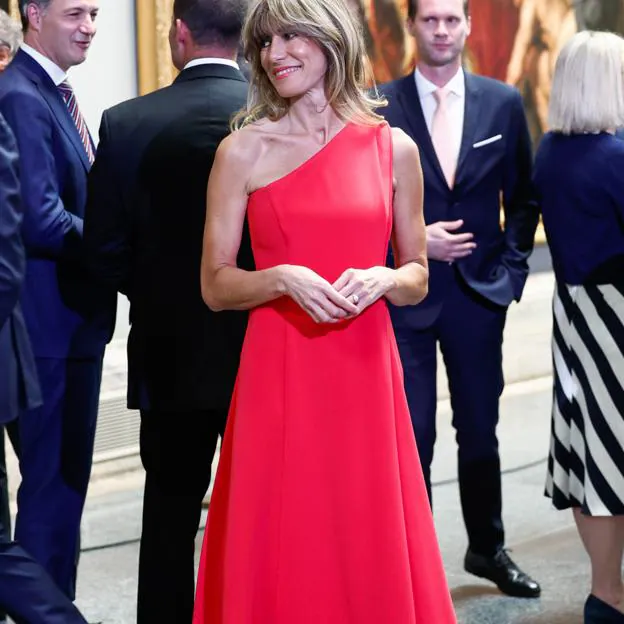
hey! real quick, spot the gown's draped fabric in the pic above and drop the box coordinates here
[193,122,456,623]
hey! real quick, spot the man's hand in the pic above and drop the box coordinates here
[426,220,476,262]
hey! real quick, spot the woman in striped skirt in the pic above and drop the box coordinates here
[534,31,624,624]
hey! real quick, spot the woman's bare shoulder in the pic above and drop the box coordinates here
[217,119,288,168]
[390,126,420,164]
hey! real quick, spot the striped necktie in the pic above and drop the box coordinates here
[58,81,95,164]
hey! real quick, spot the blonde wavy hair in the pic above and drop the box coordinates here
[232,0,386,129]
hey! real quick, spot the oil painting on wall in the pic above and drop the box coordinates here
[136,0,624,140]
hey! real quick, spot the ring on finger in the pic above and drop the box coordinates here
[352,294,359,305]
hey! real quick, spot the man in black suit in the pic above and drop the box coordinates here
[380,0,541,598]
[0,113,87,624]
[84,0,251,621]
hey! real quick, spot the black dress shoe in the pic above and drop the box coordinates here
[584,594,624,623]
[464,548,541,598]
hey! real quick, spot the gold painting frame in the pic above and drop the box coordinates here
[136,0,177,95]
[9,0,18,19]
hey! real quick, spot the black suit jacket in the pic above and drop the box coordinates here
[85,64,252,411]
[380,72,539,328]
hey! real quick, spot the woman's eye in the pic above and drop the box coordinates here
[283,32,298,40]
[260,38,271,49]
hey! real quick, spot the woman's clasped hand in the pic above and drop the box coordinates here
[281,265,396,323]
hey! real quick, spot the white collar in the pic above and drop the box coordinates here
[414,66,465,99]
[21,43,67,86]
[183,58,240,71]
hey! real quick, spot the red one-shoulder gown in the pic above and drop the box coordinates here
[193,122,456,623]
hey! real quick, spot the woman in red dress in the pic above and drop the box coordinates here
[193,0,456,621]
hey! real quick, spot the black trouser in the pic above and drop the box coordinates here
[137,408,227,624]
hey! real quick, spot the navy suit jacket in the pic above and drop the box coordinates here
[380,72,539,328]
[0,50,115,360]
[0,114,41,423]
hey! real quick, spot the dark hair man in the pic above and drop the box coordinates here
[84,0,251,621]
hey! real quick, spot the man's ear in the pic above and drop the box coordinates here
[26,2,44,33]
[177,19,193,46]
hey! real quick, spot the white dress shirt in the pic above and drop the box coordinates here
[21,43,67,86]
[183,58,240,71]
[414,66,465,166]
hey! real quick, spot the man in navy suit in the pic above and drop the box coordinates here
[0,113,87,624]
[0,0,116,600]
[380,0,540,597]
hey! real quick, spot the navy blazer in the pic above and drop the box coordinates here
[534,131,624,285]
[0,114,41,423]
[0,50,116,359]
[380,72,539,327]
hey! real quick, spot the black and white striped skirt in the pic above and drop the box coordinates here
[545,281,624,516]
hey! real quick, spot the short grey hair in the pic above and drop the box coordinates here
[548,30,624,134]
[19,0,53,31]
[0,9,22,58]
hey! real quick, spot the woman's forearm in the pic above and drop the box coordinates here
[201,264,288,312]
[385,262,428,307]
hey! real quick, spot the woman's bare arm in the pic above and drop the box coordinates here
[386,127,428,307]
[201,130,358,322]
[200,132,287,312]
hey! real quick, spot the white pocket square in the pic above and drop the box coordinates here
[473,134,503,148]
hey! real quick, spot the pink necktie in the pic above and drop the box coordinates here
[58,81,95,165]
[431,87,456,188]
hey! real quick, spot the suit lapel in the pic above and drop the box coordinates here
[14,51,90,172]
[395,75,448,189]
[455,72,482,186]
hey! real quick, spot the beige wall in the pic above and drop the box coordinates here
[70,0,138,139]
[9,0,138,138]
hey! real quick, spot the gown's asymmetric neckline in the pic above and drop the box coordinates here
[193,121,456,624]
[250,122,353,196]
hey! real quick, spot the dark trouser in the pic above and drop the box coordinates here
[137,408,227,624]
[0,428,9,622]
[0,449,87,624]
[394,274,507,556]
[0,542,87,624]
[9,356,103,599]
